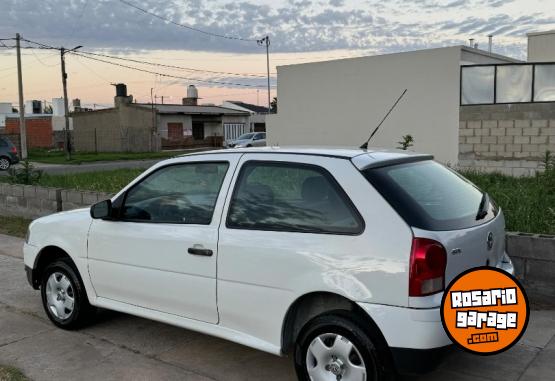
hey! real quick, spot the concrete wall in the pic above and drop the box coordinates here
[507,232,555,306]
[73,105,156,152]
[458,103,555,176]
[528,30,555,62]
[267,46,464,164]
[0,183,112,219]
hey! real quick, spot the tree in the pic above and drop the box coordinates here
[270,96,277,113]
[397,134,414,150]
[43,105,53,114]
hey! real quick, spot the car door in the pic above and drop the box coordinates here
[216,153,391,347]
[87,153,241,323]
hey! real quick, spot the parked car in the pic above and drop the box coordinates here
[0,137,19,170]
[24,147,514,380]
[225,132,266,148]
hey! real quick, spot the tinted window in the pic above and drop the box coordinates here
[363,160,496,230]
[227,162,363,234]
[0,139,7,147]
[238,133,255,140]
[122,162,229,224]
[254,133,266,140]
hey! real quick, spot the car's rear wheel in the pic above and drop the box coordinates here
[40,260,95,329]
[295,312,391,381]
[0,157,10,171]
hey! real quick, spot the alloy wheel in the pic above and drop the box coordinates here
[45,272,75,320]
[306,333,366,381]
[0,158,9,170]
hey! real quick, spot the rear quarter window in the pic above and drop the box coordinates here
[363,160,496,230]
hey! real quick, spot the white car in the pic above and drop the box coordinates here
[225,132,266,148]
[24,147,514,380]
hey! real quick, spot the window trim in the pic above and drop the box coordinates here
[113,161,230,225]
[225,160,365,235]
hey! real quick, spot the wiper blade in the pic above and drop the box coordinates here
[476,192,489,220]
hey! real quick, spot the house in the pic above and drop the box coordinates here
[222,100,268,132]
[72,84,251,152]
[0,100,55,149]
[268,32,555,176]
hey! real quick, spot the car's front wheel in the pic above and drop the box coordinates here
[0,157,10,171]
[295,312,391,381]
[40,260,95,329]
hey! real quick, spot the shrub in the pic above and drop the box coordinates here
[7,160,43,185]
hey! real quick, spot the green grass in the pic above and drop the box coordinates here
[461,170,555,235]
[0,366,28,381]
[28,149,192,165]
[37,168,145,194]
[0,216,31,238]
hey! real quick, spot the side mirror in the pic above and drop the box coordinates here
[90,199,113,219]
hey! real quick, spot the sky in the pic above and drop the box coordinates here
[0,0,554,109]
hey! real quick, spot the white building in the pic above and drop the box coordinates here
[267,45,520,164]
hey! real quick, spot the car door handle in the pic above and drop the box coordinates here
[187,247,213,256]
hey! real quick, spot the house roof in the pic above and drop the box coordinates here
[134,103,250,115]
[225,101,269,114]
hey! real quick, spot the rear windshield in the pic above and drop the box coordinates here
[363,160,497,230]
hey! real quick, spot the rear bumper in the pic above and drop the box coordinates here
[8,153,19,164]
[357,302,452,373]
[497,252,514,275]
[390,345,453,374]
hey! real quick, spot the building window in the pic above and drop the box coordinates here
[496,65,533,103]
[461,66,495,105]
[534,64,555,102]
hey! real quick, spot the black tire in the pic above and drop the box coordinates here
[294,311,394,381]
[0,157,10,171]
[40,259,96,329]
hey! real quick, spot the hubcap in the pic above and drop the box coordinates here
[0,159,9,170]
[306,333,366,381]
[45,272,75,320]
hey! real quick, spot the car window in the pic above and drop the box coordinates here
[254,133,265,140]
[227,161,363,234]
[238,133,254,140]
[363,160,494,230]
[0,139,7,147]
[122,162,229,224]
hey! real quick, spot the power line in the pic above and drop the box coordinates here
[76,50,268,78]
[72,51,275,88]
[117,0,257,42]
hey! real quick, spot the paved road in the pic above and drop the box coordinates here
[0,148,221,176]
[0,159,158,177]
[0,234,553,380]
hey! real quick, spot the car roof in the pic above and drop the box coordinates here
[177,146,433,169]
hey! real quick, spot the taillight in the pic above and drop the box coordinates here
[409,237,447,297]
[11,146,17,154]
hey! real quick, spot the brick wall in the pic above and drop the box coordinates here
[459,103,555,176]
[5,117,54,148]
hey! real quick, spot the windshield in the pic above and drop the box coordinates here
[237,133,255,140]
[363,160,497,230]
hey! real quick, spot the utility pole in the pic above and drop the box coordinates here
[60,45,82,160]
[257,36,271,114]
[15,33,27,159]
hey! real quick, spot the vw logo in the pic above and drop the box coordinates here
[486,232,494,251]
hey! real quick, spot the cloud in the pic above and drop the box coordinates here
[0,0,551,59]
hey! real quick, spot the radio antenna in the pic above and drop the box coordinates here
[360,89,407,149]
